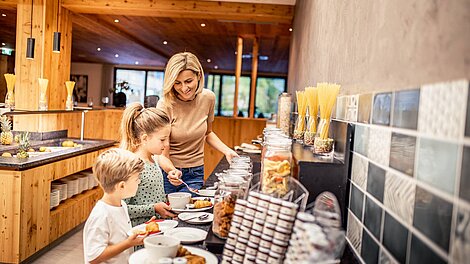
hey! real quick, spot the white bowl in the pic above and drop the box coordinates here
[144,235,180,262]
[168,192,191,209]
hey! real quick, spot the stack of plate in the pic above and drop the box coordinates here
[50,188,60,209]
[51,182,68,202]
[78,175,88,193]
[87,174,95,189]
[64,177,79,197]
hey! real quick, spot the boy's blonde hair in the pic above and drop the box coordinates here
[93,148,144,193]
[162,52,205,107]
[120,102,170,152]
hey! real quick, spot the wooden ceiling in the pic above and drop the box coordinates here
[0,0,294,74]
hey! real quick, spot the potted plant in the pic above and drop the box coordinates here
[110,80,133,107]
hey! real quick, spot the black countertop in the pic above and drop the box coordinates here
[0,138,116,171]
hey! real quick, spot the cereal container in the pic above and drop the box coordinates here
[260,138,292,197]
[277,93,292,136]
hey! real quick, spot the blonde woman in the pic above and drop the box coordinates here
[120,103,179,226]
[157,52,238,194]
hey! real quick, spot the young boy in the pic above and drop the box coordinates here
[83,148,147,264]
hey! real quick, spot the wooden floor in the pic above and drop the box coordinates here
[32,228,84,264]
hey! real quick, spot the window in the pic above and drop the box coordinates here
[255,77,286,118]
[206,73,286,118]
[114,68,164,105]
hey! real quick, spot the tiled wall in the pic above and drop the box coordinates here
[337,79,470,264]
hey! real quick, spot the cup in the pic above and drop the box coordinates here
[168,192,191,209]
[144,235,180,263]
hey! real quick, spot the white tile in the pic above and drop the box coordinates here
[347,211,363,254]
[418,79,468,138]
[384,171,416,225]
[352,153,368,190]
[368,127,391,166]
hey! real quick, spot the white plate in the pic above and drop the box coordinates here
[127,220,178,237]
[164,227,208,244]
[197,189,216,197]
[178,212,214,224]
[129,246,218,264]
[171,197,214,213]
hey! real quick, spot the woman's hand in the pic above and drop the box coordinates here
[154,202,176,218]
[224,149,239,164]
[167,169,183,186]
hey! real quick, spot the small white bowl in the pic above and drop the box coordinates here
[144,235,180,262]
[168,192,191,209]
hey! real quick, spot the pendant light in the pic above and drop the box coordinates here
[26,0,35,59]
[52,0,60,53]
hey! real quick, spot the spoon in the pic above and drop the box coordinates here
[185,213,209,221]
[179,179,199,194]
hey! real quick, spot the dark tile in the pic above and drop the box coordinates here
[383,212,408,264]
[372,92,392,126]
[361,231,379,264]
[460,146,470,203]
[409,235,446,264]
[364,197,382,239]
[452,206,470,263]
[466,86,470,137]
[413,187,453,252]
[354,125,369,156]
[358,94,372,124]
[367,163,385,203]
[350,183,364,221]
[392,89,420,130]
[389,133,416,176]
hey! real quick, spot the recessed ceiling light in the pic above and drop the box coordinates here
[96,47,101,51]
[114,54,119,58]
[207,59,211,63]
[163,41,168,45]
[114,19,119,23]
[201,23,206,27]
[135,61,139,65]
[234,51,237,55]
[259,55,269,61]
[1,14,6,17]
[289,28,293,32]
[1,43,5,46]
[214,65,218,69]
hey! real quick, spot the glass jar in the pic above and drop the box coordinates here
[313,118,334,155]
[304,115,317,146]
[212,180,246,239]
[260,138,292,197]
[277,93,292,136]
[293,112,306,141]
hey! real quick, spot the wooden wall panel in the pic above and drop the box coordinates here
[203,117,266,179]
[0,171,22,264]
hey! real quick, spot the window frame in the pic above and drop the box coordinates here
[113,67,165,104]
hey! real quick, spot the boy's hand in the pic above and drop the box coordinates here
[154,202,177,218]
[126,233,147,247]
[168,169,183,186]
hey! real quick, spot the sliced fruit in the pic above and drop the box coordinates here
[2,152,12,157]
[39,147,47,152]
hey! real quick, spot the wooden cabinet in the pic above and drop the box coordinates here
[0,148,109,264]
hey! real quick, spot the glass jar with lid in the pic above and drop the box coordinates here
[212,176,248,239]
[277,93,292,136]
[260,138,292,197]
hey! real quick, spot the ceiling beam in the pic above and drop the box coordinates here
[0,0,17,7]
[72,13,171,60]
[61,0,294,24]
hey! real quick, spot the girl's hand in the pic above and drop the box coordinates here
[154,202,176,218]
[224,149,239,164]
[168,169,183,186]
[126,233,147,247]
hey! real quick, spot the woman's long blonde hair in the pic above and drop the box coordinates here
[120,102,170,152]
[162,52,205,106]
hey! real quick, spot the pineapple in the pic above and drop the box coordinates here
[17,132,30,159]
[0,116,13,145]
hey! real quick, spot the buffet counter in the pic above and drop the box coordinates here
[0,138,115,263]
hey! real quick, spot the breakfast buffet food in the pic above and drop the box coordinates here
[213,192,237,238]
[133,221,160,235]
[261,156,291,196]
[176,246,206,264]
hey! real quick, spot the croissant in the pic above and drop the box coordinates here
[194,200,212,209]
[145,222,160,233]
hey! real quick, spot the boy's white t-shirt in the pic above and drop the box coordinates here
[83,200,133,264]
